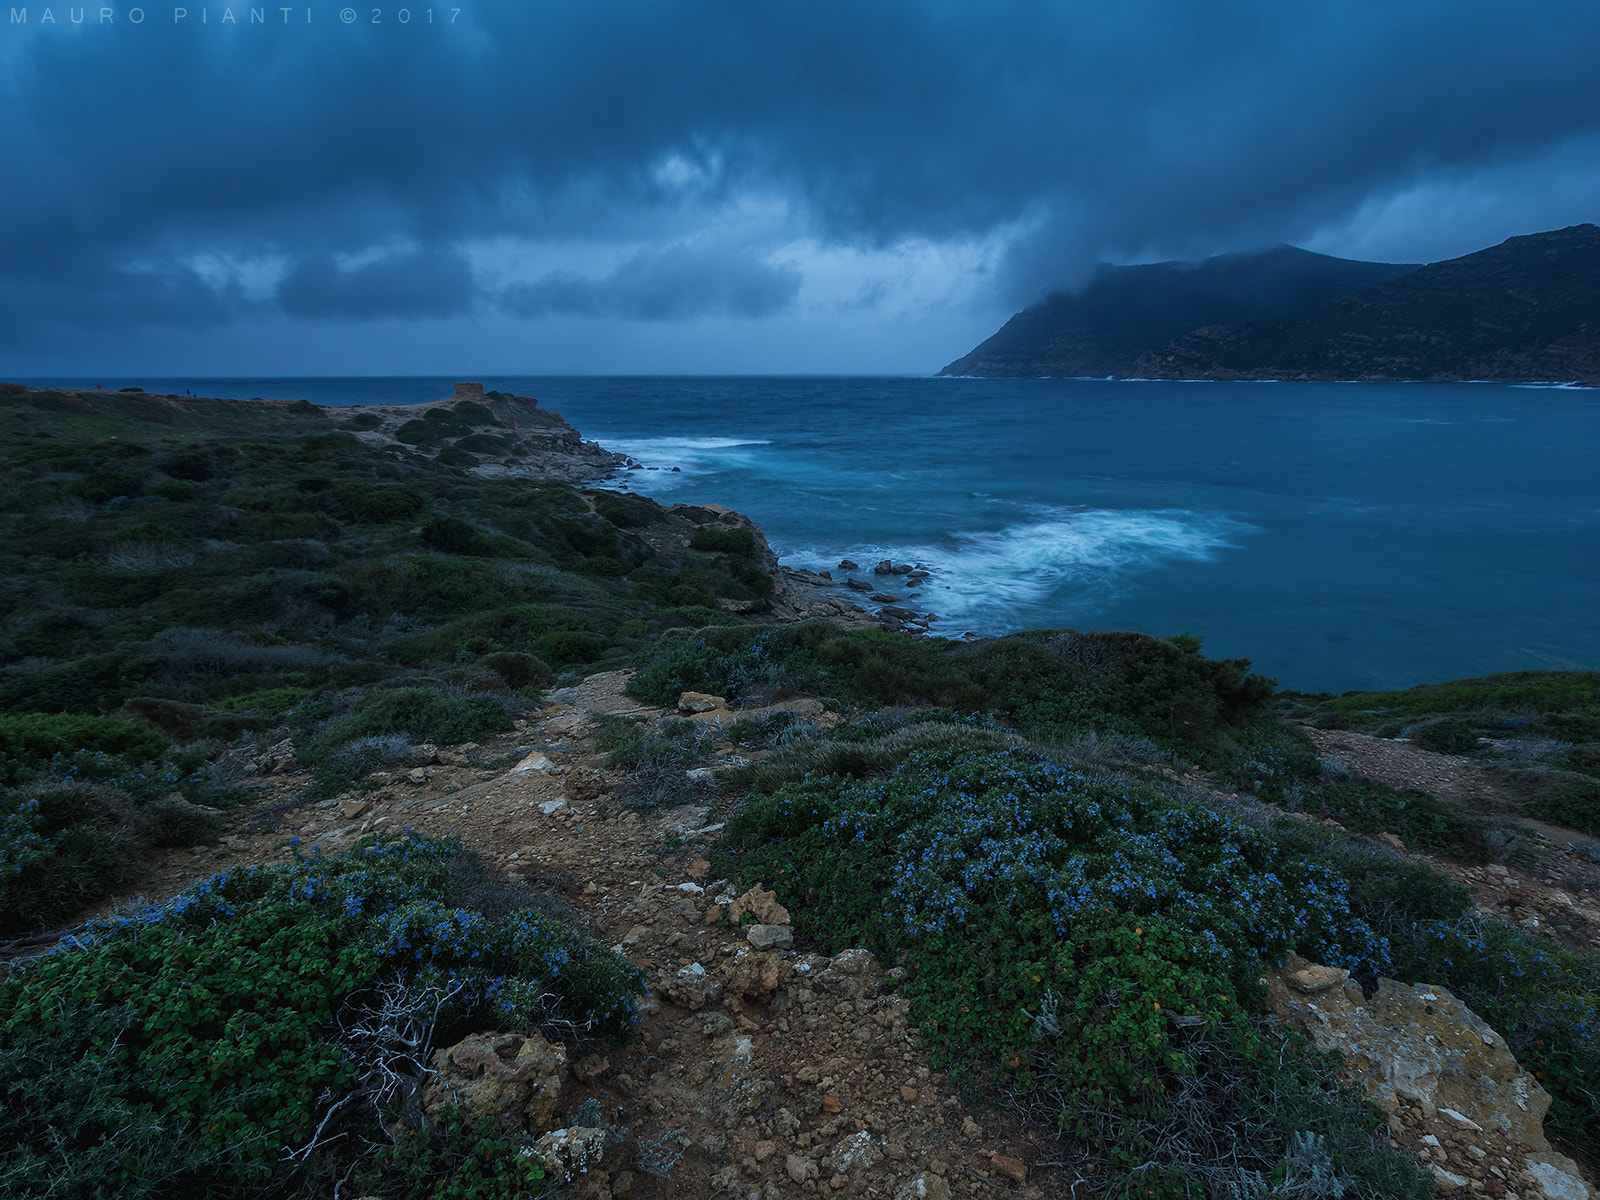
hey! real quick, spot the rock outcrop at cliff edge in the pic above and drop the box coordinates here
[1265,954,1593,1200]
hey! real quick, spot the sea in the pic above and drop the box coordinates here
[23,374,1600,695]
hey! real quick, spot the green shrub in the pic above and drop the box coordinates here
[629,623,1278,756]
[304,689,512,795]
[530,629,604,664]
[1410,717,1487,756]
[153,479,198,501]
[479,651,555,691]
[0,834,642,1196]
[0,712,168,785]
[667,584,718,608]
[343,411,383,429]
[690,527,756,556]
[341,484,426,524]
[395,419,443,445]
[0,783,151,934]
[158,449,213,481]
[339,688,511,746]
[1296,775,1511,862]
[715,746,1421,1194]
[1496,767,1600,835]
[421,516,489,555]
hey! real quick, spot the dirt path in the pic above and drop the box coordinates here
[133,673,1050,1200]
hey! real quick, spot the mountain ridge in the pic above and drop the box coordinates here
[1132,224,1600,384]
[944,225,1600,385]
[940,244,1419,378]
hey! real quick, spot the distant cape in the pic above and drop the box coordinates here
[941,224,1600,385]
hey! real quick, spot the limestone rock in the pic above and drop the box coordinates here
[422,1031,568,1133]
[1286,963,1350,994]
[563,765,606,802]
[828,1131,884,1175]
[512,751,555,774]
[251,737,297,774]
[660,962,722,1010]
[727,947,788,999]
[746,923,794,950]
[530,1125,606,1181]
[894,1173,953,1200]
[727,884,790,926]
[1265,955,1594,1199]
[677,692,728,715]
[992,1155,1028,1183]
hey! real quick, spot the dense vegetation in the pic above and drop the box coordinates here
[4,383,1599,1198]
[0,832,642,1198]
[708,713,1600,1191]
[0,384,771,933]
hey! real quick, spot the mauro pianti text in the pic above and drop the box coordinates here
[10,6,462,23]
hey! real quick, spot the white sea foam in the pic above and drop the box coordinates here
[602,435,773,482]
[787,507,1253,635]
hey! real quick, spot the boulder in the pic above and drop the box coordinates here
[727,947,789,999]
[422,1031,568,1133]
[251,737,298,775]
[563,765,606,802]
[727,883,790,926]
[1265,954,1594,1200]
[746,923,794,950]
[677,692,728,715]
[530,1125,606,1181]
[660,961,722,1010]
[838,559,860,570]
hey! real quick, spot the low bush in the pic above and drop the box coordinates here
[0,833,643,1197]
[421,516,490,556]
[0,712,168,785]
[303,688,513,795]
[689,527,756,556]
[715,745,1425,1195]
[1293,775,1514,863]
[596,716,716,810]
[629,622,1279,757]
[1493,766,1600,836]
[479,650,556,691]
[1410,717,1488,756]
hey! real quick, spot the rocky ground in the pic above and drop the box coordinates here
[1307,727,1600,953]
[113,678,1600,1200]
[130,672,1048,1200]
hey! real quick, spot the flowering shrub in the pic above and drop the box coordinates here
[719,746,1426,1196]
[0,832,643,1198]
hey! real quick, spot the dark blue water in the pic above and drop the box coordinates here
[22,375,1600,693]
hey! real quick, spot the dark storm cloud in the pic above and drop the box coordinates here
[502,243,802,320]
[278,246,476,319]
[1,0,1597,346]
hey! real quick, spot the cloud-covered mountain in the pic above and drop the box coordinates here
[939,246,1419,378]
[1129,225,1600,384]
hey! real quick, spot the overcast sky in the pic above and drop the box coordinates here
[2,0,1597,376]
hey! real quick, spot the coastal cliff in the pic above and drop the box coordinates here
[1134,224,1600,384]
[940,244,1417,378]
[945,224,1600,385]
